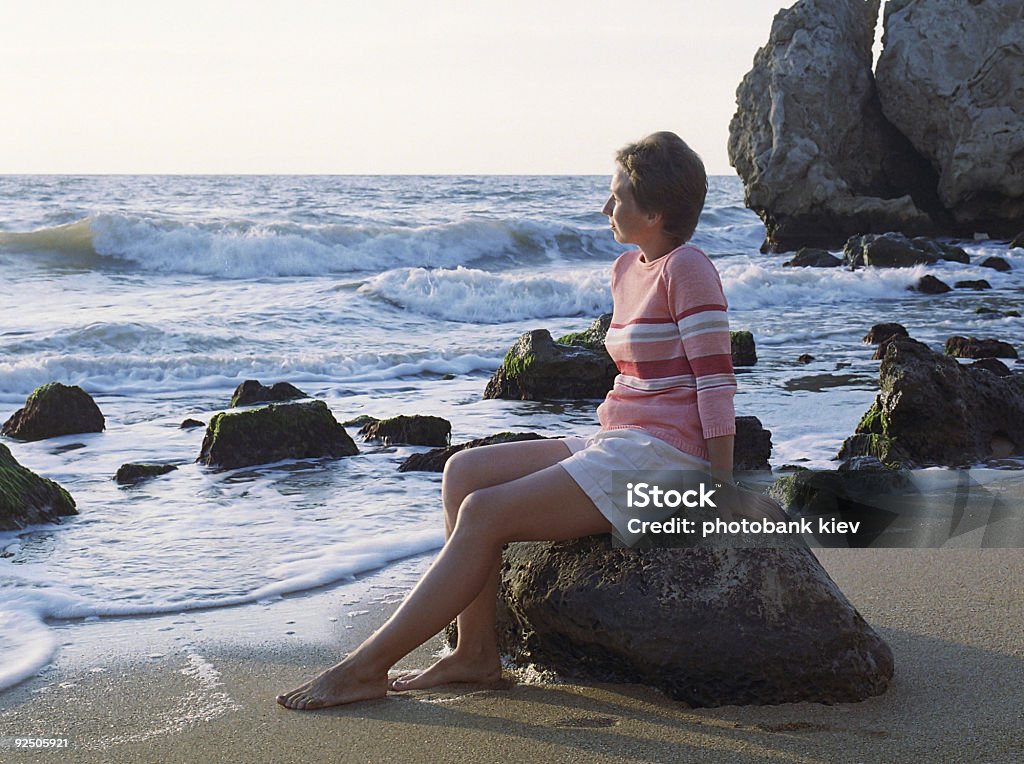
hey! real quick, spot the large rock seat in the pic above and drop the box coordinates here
[482,537,893,707]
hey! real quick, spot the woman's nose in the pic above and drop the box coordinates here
[602,196,613,216]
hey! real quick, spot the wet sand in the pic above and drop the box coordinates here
[1,549,1022,763]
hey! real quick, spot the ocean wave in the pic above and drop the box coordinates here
[0,349,501,401]
[720,259,939,310]
[0,214,619,278]
[358,266,614,323]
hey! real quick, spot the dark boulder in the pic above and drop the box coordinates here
[114,463,178,486]
[944,336,1018,360]
[197,400,358,471]
[863,323,908,345]
[484,329,617,401]
[783,248,843,268]
[912,275,951,294]
[979,256,1011,272]
[734,416,772,471]
[844,233,939,268]
[797,354,815,364]
[230,380,308,408]
[731,331,757,367]
[359,415,451,447]
[0,443,77,530]
[953,280,991,290]
[398,432,548,473]
[910,237,970,264]
[968,358,1011,377]
[863,323,911,362]
[1011,232,1024,250]
[180,418,205,430]
[838,337,1024,467]
[2,383,105,442]
[478,537,892,706]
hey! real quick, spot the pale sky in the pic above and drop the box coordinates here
[1,1,822,175]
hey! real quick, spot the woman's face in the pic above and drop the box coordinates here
[602,168,654,246]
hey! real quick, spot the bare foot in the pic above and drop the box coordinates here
[277,659,388,710]
[389,649,502,692]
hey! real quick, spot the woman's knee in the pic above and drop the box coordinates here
[442,449,477,514]
[452,487,506,543]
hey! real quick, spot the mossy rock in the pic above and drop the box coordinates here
[114,463,178,486]
[197,400,358,471]
[359,415,451,447]
[555,314,612,351]
[0,443,77,530]
[484,329,617,401]
[2,383,105,442]
[731,331,757,366]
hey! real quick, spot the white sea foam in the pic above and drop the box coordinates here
[0,350,502,400]
[358,266,613,323]
[0,528,443,692]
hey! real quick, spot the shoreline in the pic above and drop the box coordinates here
[2,549,1022,763]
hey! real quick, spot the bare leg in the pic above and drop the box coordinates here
[391,438,574,691]
[276,460,609,710]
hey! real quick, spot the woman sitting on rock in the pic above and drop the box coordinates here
[278,131,781,710]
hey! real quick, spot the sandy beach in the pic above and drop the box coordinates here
[1,548,1022,764]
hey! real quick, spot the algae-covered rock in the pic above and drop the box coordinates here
[555,314,612,351]
[359,415,451,447]
[477,537,893,706]
[114,463,178,486]
[398,432,548,473]
[838,337,1024,467]
[197,400,358,470]
[229,380,308,408]
[484,329,618,401]
[731,331,757,367]
[2,383,105,442]
[0,444,77,530]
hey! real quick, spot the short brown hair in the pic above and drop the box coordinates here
[615,131,708,245]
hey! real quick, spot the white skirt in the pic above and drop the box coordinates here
[559,428,711,546]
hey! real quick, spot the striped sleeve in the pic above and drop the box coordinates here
[663,249,736,439]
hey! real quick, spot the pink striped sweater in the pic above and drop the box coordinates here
[596,245,736,461]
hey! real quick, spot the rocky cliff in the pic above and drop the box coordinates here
[730,0,1023,251]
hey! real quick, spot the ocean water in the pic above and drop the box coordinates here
[1,174,1022,691]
